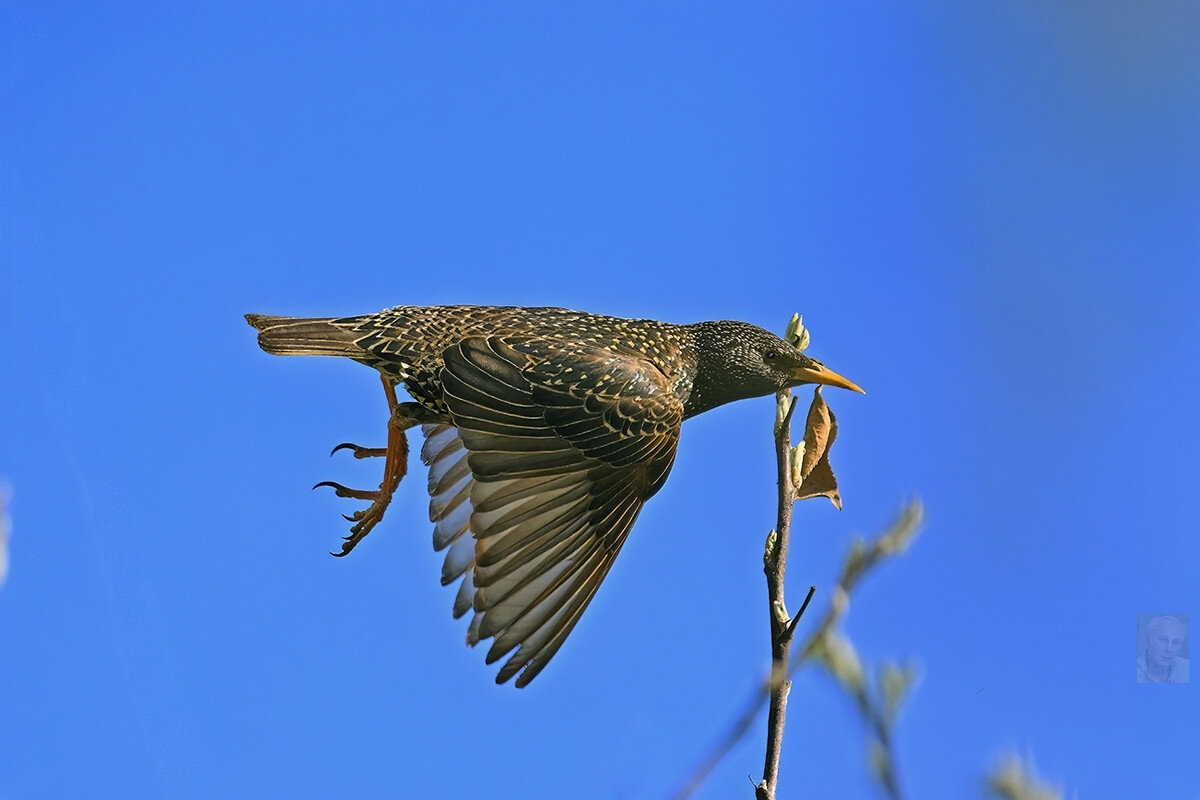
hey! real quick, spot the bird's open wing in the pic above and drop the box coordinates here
[419,336,682,686]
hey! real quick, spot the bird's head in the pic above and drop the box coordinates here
[683,320,863,417]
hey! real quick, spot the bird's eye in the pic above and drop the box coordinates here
[765,351,777,360]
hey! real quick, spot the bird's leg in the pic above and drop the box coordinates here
[314,376,436,556]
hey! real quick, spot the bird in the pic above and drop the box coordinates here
[245,305,863,687]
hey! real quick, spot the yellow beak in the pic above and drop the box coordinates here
[794,362,865,394]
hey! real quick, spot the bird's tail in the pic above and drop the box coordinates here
[245,314,360,357]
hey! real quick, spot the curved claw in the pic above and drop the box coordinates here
[319,383,411,559]
[314,481,380,501]
[330,442,387,459]
[331,533,366,557]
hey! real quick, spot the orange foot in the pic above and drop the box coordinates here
[313,377,437,556]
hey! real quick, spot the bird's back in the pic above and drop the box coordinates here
[347,305,681,359]
[248,304,696,412]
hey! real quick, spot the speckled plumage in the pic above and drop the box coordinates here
[246,304,861,686]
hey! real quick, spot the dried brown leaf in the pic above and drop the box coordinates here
[795,386,841,509]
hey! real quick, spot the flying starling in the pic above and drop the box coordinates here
[246,305,863,686]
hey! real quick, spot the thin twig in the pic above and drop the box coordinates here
[869,706,905,800]
[671,595,845,800]
[673,503,922,800]
[670,681,771,800]
[755,388,804,800]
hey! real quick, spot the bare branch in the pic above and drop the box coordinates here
[673,311,921,800]
[754,385,802,800]
[673,502,922,800]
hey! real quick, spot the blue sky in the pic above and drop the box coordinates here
[2,3,1198,798]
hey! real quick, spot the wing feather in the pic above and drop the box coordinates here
[416,337,682,686]
[486,541,610,662]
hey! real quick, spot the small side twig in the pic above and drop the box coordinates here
[784,585,816,641]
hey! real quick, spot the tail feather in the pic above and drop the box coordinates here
[245,314,360,357]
